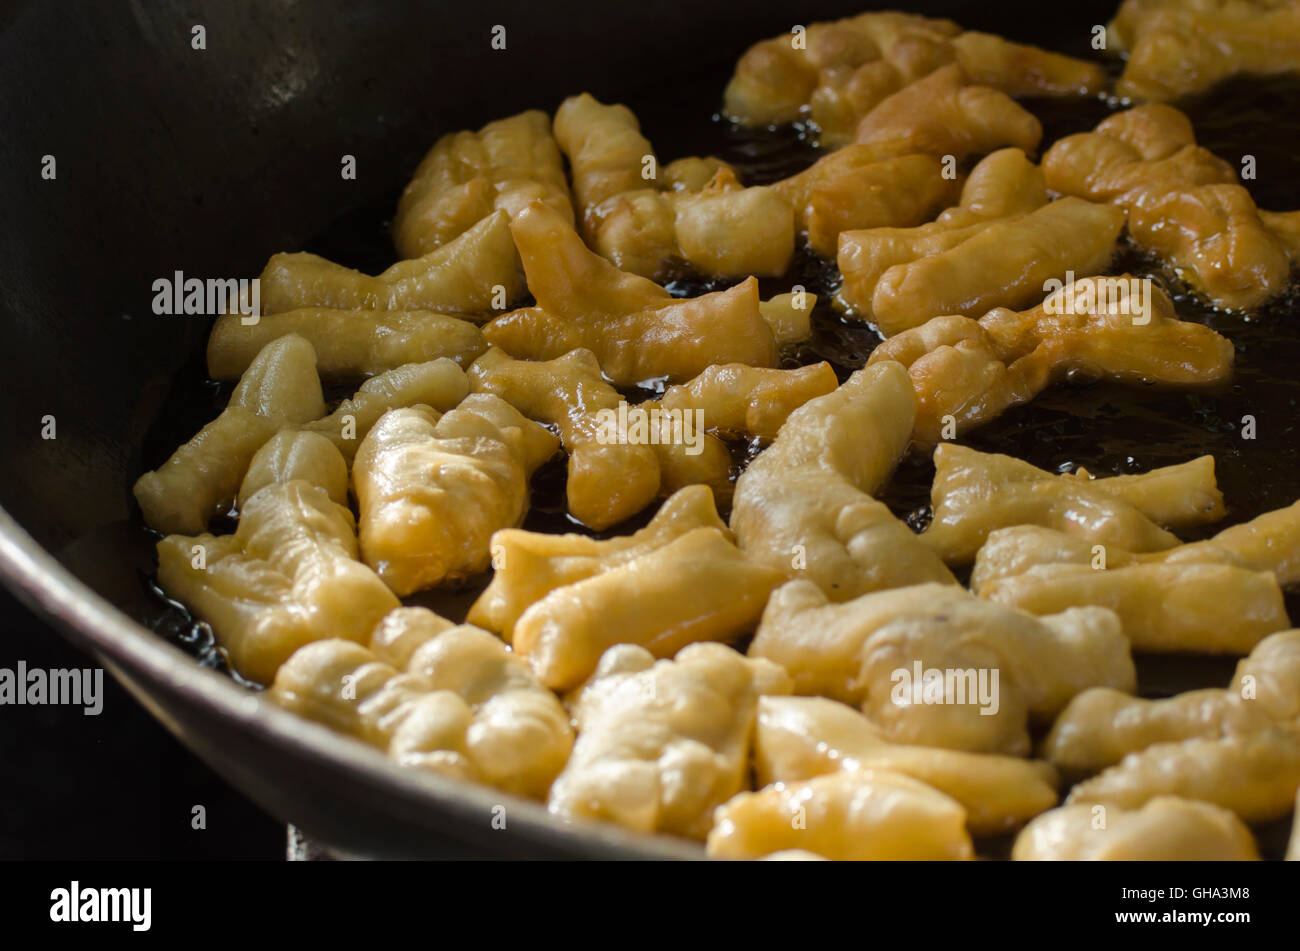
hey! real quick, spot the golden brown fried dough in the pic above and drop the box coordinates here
[270,608,573,798]
[982,562,1288,654]
[773,149,960,257]
[758,291,817,346]
[1068,724,1300,823]
[1042,630,1300,773]
[392,109,573,259]
[866,280,1228,454]
[845,199,1125,334]
[1043,103,1300,309]
[259,210,524,317]
[921,444,1222,564]
[654,362,839,442]
[547,642,791,838]
[513,526,784,691]
[723,12,1102,147]
[468,485,728,642]
[206,308,486,379]
[1013,797,1259,861]
[730,362,957,600]
[237,430,349,510]
[1110,0,1300,101]
[468,347,663,530]
[853,64,1043,160]
[553,93,793,278]
[352,397,558,596]
[299,359,470,463]
[156,479,399,684]
[708,770,974,861]
[483,201,777,385]
[756,695,1059,834]
[134,334,326,535]
[750,580,1134,756]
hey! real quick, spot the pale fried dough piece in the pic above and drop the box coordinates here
[1043,630,1300,773]
[207,308,486,379]
[751,580,1133,755]
[853,65,1042,160]
[468,485,727,642]
[773,149,960,257]
[547,642,791,839]
[259,210,524,317]
[1013,797,1259,861]
[554,94,793,278]
[870,277,1233,445]
[1109,0,1300,101]
[352,397,558,596]
[730,362,957,600]
[156,480,399,684]
[654,362,839,442]
[513,526,783,691]
[237,430,349,509]
[134,334,326,535]
[756,695,1059,834]
[921,444,1221,564]
[855,199,1126,334]
[270,608,573,798]
[722,12,1103,147]
[392,110,573,259]
[483,202,777,385]
[972,498,1300,592]
[299,359,469,463]
[1043,104,1299,309]
[468,347,662,530]
[982,562,1288,654]
[1067,725,1300,823]
[1160,499,1300,585]
[838,147,1048,316]
[707,770,974,860]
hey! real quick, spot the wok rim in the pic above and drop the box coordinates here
[0,505,706,860]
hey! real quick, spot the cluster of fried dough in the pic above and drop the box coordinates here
[1109,0,1300,101]
[1044,103,1300,309]
[138,7,1300,861]
[723,11,1104,145]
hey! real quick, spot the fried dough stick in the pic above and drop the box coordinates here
[1068,724,1300,823]
[352,397,558,596]
[755,695,1060,834]
[467,485,727,642]
[1043,104,1300,309]
[868,275,1233,444]
[156,436,398,683]
[1013,797,1259,861]
[1043,630,1300,773]
[482,201,778,385]
[270,607,573,799]
[207,308,486,379]
[1109,0,1300,101]
[921,444,1226,564]
[751,580,1133,756]
[970,498,1300,592]
[729,362,957,601]
[135,334,326,534]
[708,770,975,861]
[723,12,1104,146]
[548,642,792,839]
[392,109,573,258]
[259,210,525,318]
